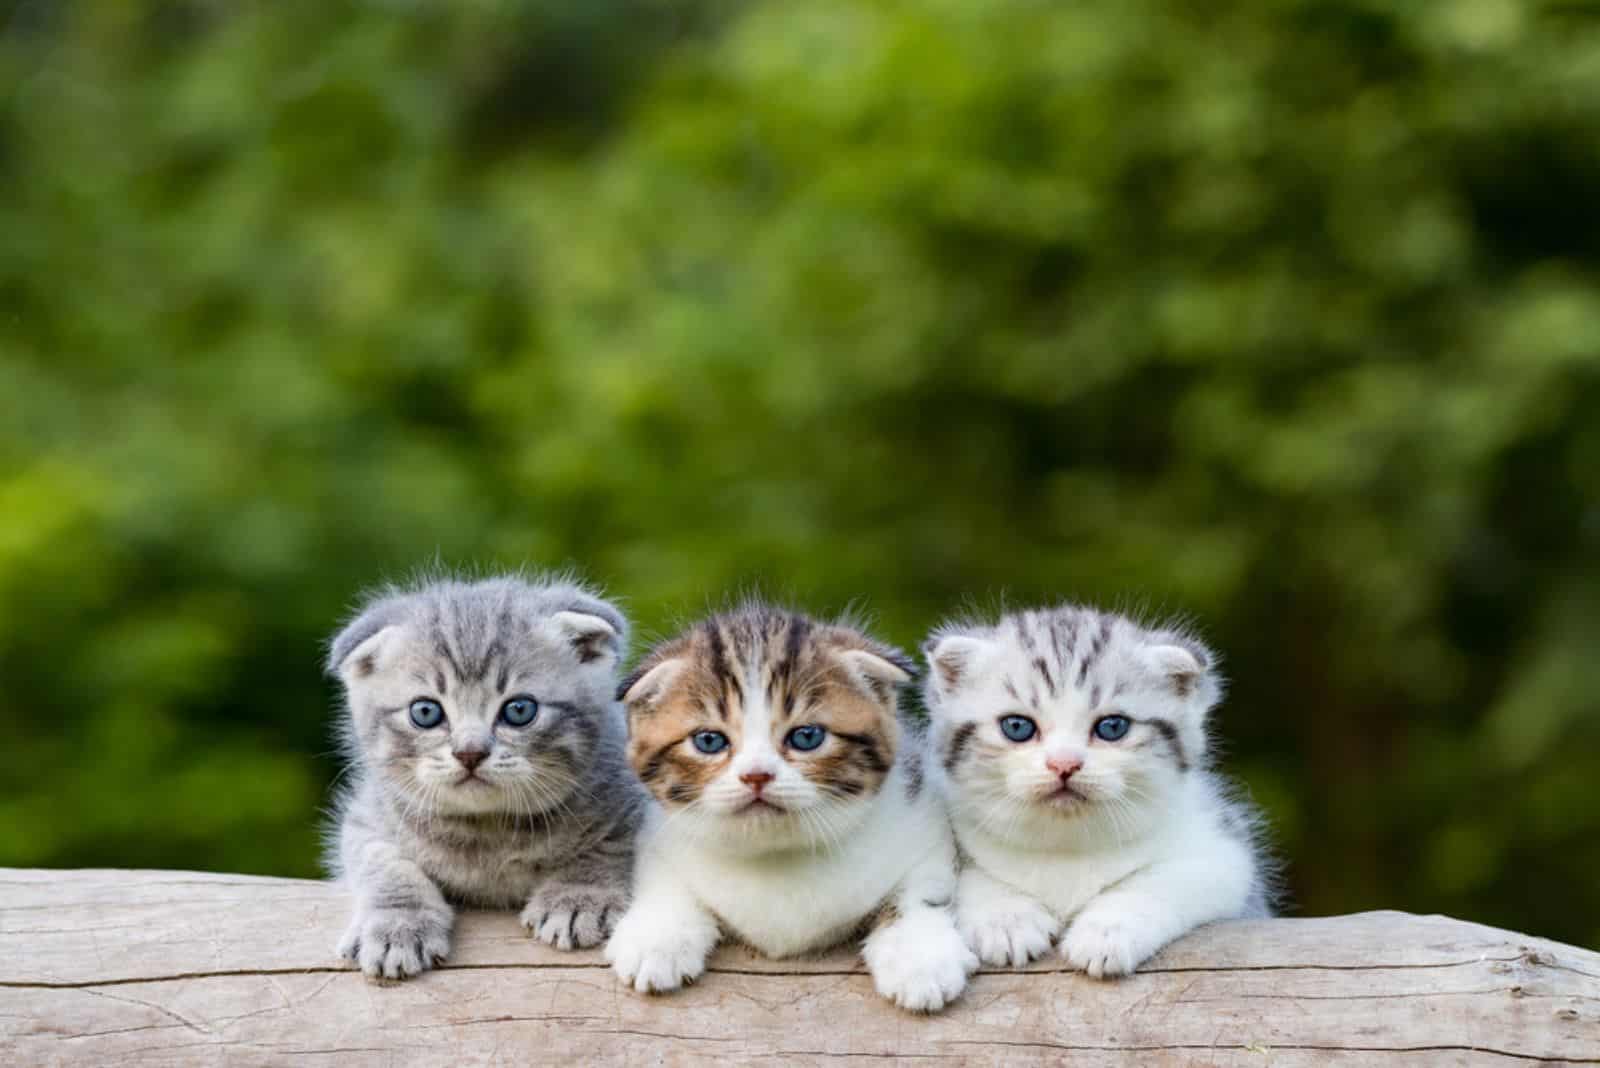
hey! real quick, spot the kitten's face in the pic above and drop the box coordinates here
[926,609,1217,847]
[335,601,622,817]
[621,610,911,855]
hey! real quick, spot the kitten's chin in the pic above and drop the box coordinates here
[678,801,868,856]
[729,797,789,817]
[1036,786,1091,812]
[430,781,513,815]
[960,786,1165,850]
[411,775,540,817]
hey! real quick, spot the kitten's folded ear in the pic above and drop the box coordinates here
[835,648,913,706]
[326,602,406,684]
[1141,637,1219,703]
[922,634,995,698]
[550,610,624,666]
[617,657,687,710]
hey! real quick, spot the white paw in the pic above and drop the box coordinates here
[960,895,1058,967]
[337,907,451,981]
[603,910,711,995]
[521,884,627,950]
[1060,910,1161,979]
[863,910,979,1013]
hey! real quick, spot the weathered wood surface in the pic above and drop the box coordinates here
[1,869,1595,1066]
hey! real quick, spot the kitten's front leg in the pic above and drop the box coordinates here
[338,833,454,981]
[861,844,979,1013]
[604,874,719,994]
[957,865,1060,967]
[521,828,634,951]
[1062,837,1256,979]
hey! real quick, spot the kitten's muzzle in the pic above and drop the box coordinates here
[453,747,489,772]
[735,771,786,811]
[1046,755,1083,780]
[739,770,775,792]
[1036,755,1087,806]
[1039,779,1088,808]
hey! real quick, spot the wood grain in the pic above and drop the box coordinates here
[2,869,1596,1066]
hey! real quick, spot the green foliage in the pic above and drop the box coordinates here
[3,0,1598,945]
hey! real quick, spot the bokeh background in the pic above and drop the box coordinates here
[3,0,1598,949]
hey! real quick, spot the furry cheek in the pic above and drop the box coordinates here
[373,719,433,780]
[940,720,984,781]
[947,729,1013,791]
[629,734,723,810]
[513,715,594,781]
[658,750,721,809]
[800,732,893,800]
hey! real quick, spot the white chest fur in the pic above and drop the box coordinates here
[955,821,1161,922]
[952,778,1219,923]
[646,773,947,958]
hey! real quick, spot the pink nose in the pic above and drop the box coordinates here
[739,771,774,792]
[1046,756,1082,779]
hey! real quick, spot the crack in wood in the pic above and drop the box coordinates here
[2,953,1562,991]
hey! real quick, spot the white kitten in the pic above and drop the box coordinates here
[923,605,1272,977]
[604,606,978,1012]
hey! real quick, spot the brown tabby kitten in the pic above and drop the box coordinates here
[604,605,976,1012]
[626,612,901,823]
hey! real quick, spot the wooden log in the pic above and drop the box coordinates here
[0,868,1595,1066]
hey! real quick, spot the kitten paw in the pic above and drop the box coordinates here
[863,909,979,1013]
[1060,910,1159,979]
[960,895,1058,967]
[603,917,710,995]
[521,884,628,951]
[337,908,451,981]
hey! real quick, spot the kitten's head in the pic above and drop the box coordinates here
[923,605,1220,847]
[328,574,627,817]
[620,605,913,855]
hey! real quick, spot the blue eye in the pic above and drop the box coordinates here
[500,696,539,727]
[1093,715,1131,742]
[999,715,1037,742]
[692,730,729,754]
[409,698,445,729]
[786,724,827,751]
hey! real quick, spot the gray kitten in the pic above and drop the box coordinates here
[325,573,647,980]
